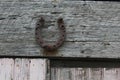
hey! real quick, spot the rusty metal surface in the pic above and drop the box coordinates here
[35,17,66,51]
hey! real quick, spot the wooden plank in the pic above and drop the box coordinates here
[14,59,30,80]
[103,68,120,80]
[0,1,120,58]
[29,59,47,80]
[51,68,120,80]
[0,58,14,80]
[0,0,52,2]
[90,68,104,80]
[0,0,120,42]
[0,58,48,80]
[0,1,120,42]
[1,42,120,58]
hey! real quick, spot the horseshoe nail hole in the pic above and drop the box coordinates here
[53,45,56,48]
[61,25,64,28]
[37,23,40,26]
[35,27,38,30]
[62,25,64,27]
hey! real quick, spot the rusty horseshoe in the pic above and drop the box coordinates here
[35,17,66,51]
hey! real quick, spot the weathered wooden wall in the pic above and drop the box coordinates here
[51,68,120,80]
[0,0,120,58]
[0,58,48,80]
[50,59,120,80]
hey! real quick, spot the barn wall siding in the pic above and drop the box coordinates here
[51,68,120,80]
[0,0,120,58]
[0,58,48,80]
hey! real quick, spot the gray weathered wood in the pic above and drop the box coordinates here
[51,68,120,80]
[1,42,120,58]
[0,58,48,80]
[0,1,120,58]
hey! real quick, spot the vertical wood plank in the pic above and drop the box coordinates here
[13,59,30,80]
[29,59,47,80]
[89,68,103,80]
[116,68,120,80]
[0,58,48,80]
[104,68,119,80]
[51,68,120,80]
[0,58,14,80]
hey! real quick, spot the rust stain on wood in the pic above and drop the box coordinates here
[43,49,58,56]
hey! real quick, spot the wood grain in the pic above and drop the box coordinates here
[0,58,47,80]
[0,59,14,80]
[51,68,120,80]
[29,59,47,80]
[0,1,120,57]
[1,42,120,58]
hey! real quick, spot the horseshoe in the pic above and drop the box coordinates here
[35,17,66,51]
